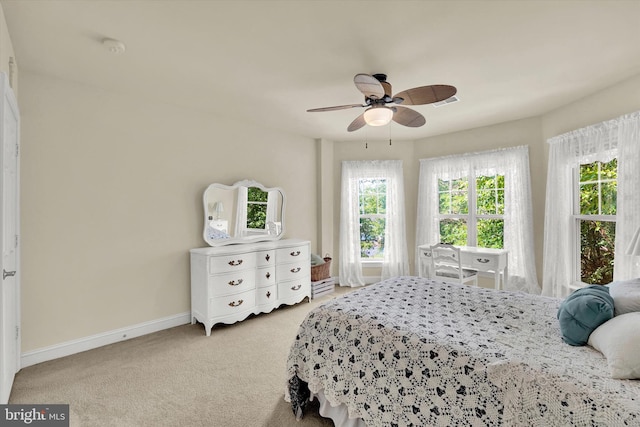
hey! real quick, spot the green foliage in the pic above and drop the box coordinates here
[359,179,387,258]
[477,219,504,248]
[438,175,505,249]
[476,175,504,215]
[248,187,268,202]
[246,187,268,229]
[580,220,615,284]
[360,218,385,258]
[579,159,617,215]
[439,219,467,246]
[579,159,618,284]
[439,178,468,214]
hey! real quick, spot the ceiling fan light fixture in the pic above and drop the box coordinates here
[363,106,393,126]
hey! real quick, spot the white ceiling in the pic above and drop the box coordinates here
[2,0,640,142]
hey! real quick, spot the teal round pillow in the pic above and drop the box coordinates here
[557,285,614,346]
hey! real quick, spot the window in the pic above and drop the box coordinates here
[246,186,268,230]
[544,111,640,297]
[437,174,504,249]
[339,160,409,285]
[574,158,617,284]
[358,178,387,259]
[417,146,538,293]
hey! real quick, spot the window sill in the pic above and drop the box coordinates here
[361,260,383,268]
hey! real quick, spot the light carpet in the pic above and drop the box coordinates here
[9,286,356,426]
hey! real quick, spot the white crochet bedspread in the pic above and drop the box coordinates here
[286,276,640,426]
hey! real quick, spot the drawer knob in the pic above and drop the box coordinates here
[228,259,244,266]
[290,251,301,257]
[476,258,490,264]
[423,251,431,257]
[228,299,243,307]
[290,267,301,273]
[266,272,271,279]
[265,254,271,262]
[266,291,271,298]
[228,279,243,286]
[291,284,302,291]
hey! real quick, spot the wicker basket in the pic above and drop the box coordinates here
[311,255,332,282]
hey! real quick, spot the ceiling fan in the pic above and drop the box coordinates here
[307,73,457,132]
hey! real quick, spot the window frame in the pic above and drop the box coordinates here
[357,177,388,263]
[436,172,505,248]
[570,159,617,287]
[245,187,269,232]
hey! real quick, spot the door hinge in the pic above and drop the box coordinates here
[15,326,19,340]
[15,234,18,248]
[16,144,19,157]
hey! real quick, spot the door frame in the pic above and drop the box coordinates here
[0,71,20,404]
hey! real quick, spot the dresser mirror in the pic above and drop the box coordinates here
[202,180,286,246]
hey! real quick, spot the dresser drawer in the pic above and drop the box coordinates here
[277,261,310,282]
[256,266,276,288]
[256,285,277,306]
[209,290,256,317]
[470,256,498,269]
[278,278,310,301]
[208,270,256,296]
[419,248,432,260]
[276,245,309,263]
[209,253,256,274]
[256,250,276,268]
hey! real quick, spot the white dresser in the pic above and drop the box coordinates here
[190,238,311,335]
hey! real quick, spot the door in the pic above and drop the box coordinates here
[0,71,20,404]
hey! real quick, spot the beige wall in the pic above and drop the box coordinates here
[19,71,317,352]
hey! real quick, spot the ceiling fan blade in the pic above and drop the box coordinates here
[394,85,457,105]
[354,74,385,99]
[307,104,365,112]
[347,113,366,132]
[393,106,426,127]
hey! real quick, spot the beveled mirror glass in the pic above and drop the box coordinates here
[202,180,285,246]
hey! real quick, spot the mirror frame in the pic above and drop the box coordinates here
[202,179,286,247]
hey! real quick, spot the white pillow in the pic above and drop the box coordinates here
[588,312,640,379]
[607,278,640,315]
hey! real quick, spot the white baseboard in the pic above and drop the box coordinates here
[20,312,191,368]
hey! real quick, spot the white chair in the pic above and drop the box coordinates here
[429,243,478,286]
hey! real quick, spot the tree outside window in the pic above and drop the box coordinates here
[576,158,617,284]
[358,178,386,259]
[246,186,268,230]
[438,174,504,248]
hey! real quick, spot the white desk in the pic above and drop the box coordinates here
[417,244,508,290]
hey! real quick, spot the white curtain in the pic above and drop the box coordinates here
[416,146,540,294]
[234,186,248,237]
[543,111,640,297]
[339,160,409,287]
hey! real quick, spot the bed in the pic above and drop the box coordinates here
[285,276,640,426]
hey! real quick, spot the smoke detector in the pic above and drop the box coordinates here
[102,38,126,54]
